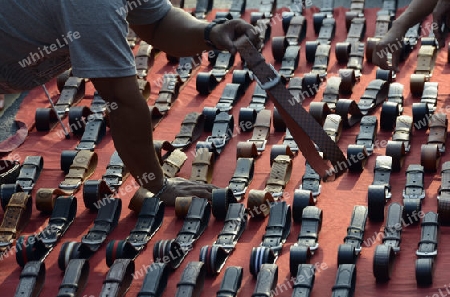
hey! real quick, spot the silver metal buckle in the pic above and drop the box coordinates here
[402,190,425,200]
[59,181,81,191]
[416,250,437,257]
[247,139,267,151]
[355,246,362,255]
[298,185,321,197]
[206,135,227,149]
[253,64,281,90]
[231,186,248,197]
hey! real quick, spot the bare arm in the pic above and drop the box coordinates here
[391,0,439,34]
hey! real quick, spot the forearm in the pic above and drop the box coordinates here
[391,0,439,33]
[132,7,212,57]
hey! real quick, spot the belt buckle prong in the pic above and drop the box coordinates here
[253,64,281,90]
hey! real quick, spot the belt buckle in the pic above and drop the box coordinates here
[402,190,425,199]
[271,191,284,199]
[171,142,189,149]
[416,250,437,257]
[206,135,227,149]
[40,234,58,245]
[59,180,82,191]
[355,246,362,255]
[0,241,12,248]
[179,242,193,251]
[218,243,237,251]
[253,64,281,90]
[299,185,321,197]
[309,243,319,254]
[247,139,267,151]
[231,186,248,197]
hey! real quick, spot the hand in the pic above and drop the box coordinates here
[433,0,450,48]
[158,177,220,206]
[371,26,405,72]
[209,19,261,55]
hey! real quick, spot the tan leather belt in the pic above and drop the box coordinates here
[0,192,32,249]
[323,114,343,143]
[234,36,347,179]
[245,109,271,151]
[154,74,182,114]
[414,45,437,76]
[162,149,188,178]
[190,148,215,183]
[264,155,292,198]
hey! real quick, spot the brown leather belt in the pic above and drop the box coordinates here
[264,155,293,199]
[172,112,205,150]
[247,190,275,218]
[421,144,441,173]
[0,192,32,249]
[234,36,347,179]
[410,45,437,96]
[154,74,182,115]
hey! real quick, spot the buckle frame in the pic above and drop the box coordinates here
[253,64,281,90]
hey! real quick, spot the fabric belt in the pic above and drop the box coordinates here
[99,258,135,297]
[137,262,170,297]
[199,203,247,275]
[175,261,206,297]
[337,205,368,265]
[234,36,347,179]
[105,197,164,267]
[57,259,89,297]
[13,261,45,297]
[290,206,322,276]
[250,201,291,276]
[216,266,243,297]
[415,211,439,286]
[153,197,210,269]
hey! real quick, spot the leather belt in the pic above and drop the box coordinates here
[279,45,301,80]
[385,140,406,172]
[283,129,299,152]
[402,164,425,222]
[287,77,304,105]
[135,42,153,78]
[196,52,235,94]
[415,211,439,286]
[0,159,21,186]
[14,261,45,297]
[427,113,447,153]
[228,157,254,201]
[298,152,323,198]
[175,261,206,297]
[357,79,389,115]
[251,264,278,296]
[57,259,89,297]
[215,0,246,19]
[380,83,404,131]
[285,15,307,45]
[58,198,121,270]
[190,148,215,184]
[99,258,135,297]
[176,55,201,81]
[412,82,438,128]
[250,201,291,276]
[331,264,357,297]
[16,196,77,267]
[216,266,243,297]
[162,149,188,178]
[310,44,331,78]
[292,264,315,297]
[346,0,365,28]
[391,115,413,152]
[339,69,356,95]
[366,14,392,63]
[321,76,341,110]
[83,151,128,210]
[36,150,97,212]
[372,155,393,196]
[215,83,243,112]
[309,17,335,57]
[234,36,347,179]
[137,262,170,297]
[202,111,234,154]
[337,205,368,265]
[199,203,247,275]
[247,190,275,218]
[72,113,106,151]
[127,28,139,48]
[323,114,343,143]
[250,0,276,21]
[438,161,450,225]
[302,73,321,97]
[421,144,441,173]
[410,45,437,96]
[0,192,32,249]
[335,99,363,128]
[241,84,269,116]
[264,155,293,198]
[153,197,210,269]
[192,0,213,19]
[336,16,366,65]
[243,109,271,152]
[172,112,205,150]
[211,188,238,220]
[290,206,322,276]
[105,197,164,267]
[35,77,85,131]
[373,202,403,282]
[355,115,377,155]
[154,74,182,115]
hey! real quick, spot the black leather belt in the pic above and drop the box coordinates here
[385,140,406,173]
[346,0,365,28]
[368,155,393,217]
[380,82,404,131]
[279,45,301,80]
[337,205,368,265]
[357,79,389,115]
[391,115,413,152]
[402,23,421,58]
[250,201,291,276]
[215,0,246,19]
[175,261,206,297]
[365,13,392,63]
[228,158,254,201]
[292,264,315,297]
[16,196,77,267]
[73,113,106,151]
[335,99,363,128]
[57,258,89,297]
[216,266,243,297]
[299,152,323,198]
[83,151,127,210]
[211,187,238,220]
[339,69,356,95]
[196,52,235,94]
[290,206,322,276]
[336,16,366,72]
[153,197,210,269]
[412,82,438,129]
[283,128,299,152]
[240,84,269,117]
[137,262,170,297]
[58,198,121,270]
[307,18,335,60]
[355,115,377,155]
[215,83,243,112]
[135,42,153,78]
[251,264,278,297]
[105,197,164,267]
[415,211,439,286]
[250,0,276,22]
[200,203,247,275]
[438,161,450,225]
[402,164,425,222]
[373,202,403,282]
[176,55,201,81]
[99,258,135,297]
[14,261,45,297]
[331,264,357,297]
[313,0,335,32]
[427,113,447,153]
[201,111,234,154]
[310,44,331,78]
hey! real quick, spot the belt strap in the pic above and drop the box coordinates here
[244,84,269,113]
[99,258,135,297]
[200,203,247,275]
[251,264,278,295]
[175,261,206,297]
[357,79,389,115]
[264,155,293,198]
[387,82,404,111]
[193,0,213,19]
[337,205,367,265]
[135,42,153,78]
[335,99,363,128]
[14,261,45,297]
[172,112,205,150]
[189,148,215,184]
[438,161,450,225]
[74,113,106,151]
[216,266,243,297]
[331,264,357,297]
[321,76,340,110]
[355,115,377,155]
[299,151,322,198]
[421,143,441,173]
[59,150,98,193]
[162,149,188,178]
[234,36,347,179]
[414,45,437,76]
[14,156,44,193]
[292,264,315,297]
[54,77,85,115]
[247,190,275,218]
[228,158,254,201]
[372,155,393,197]
[427,113,447,153]
[245,109,271,151]
[204,111,234,154]
[250,202,291,276]
[415,211,439,286]
[154,197,210,269]
[392,115,413,152]
[154,74,182,114]
[0,160,21,186]
[279,45,301,80]
[57,259,89,297]
[323,114,343,143]
[137,263,170,297]
[0,192,32,249]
